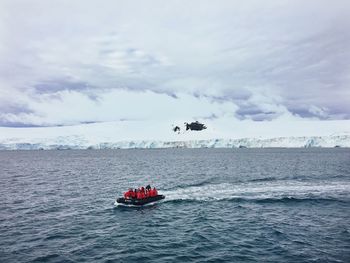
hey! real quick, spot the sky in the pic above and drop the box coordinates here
[0,0,349,134]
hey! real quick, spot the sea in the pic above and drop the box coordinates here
[0,148,349,263]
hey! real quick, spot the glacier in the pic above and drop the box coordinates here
[0,134,349,150]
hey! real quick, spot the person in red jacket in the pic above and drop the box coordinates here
[151,187,158,196]
[153,187,158,196]
[125,189,134,199]
[140,191,145,199]
[123,191,128,199]
[136,191,142,199]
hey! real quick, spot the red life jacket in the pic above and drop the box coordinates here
[154,188,158,196]
[140,192,145,199]
[136,192,142,199]
[149,189,154,197]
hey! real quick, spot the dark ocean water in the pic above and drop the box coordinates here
[0,148,349,263]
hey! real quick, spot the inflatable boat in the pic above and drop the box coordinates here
[116,195,165,206]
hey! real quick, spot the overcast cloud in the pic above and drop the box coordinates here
[0,0,349,126]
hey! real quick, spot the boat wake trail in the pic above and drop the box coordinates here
[161,181,350,203]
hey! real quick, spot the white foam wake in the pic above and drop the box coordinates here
[161,181,350,202]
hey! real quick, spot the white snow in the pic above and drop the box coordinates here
[0,119,349,149]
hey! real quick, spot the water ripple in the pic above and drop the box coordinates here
[0,149,349,263]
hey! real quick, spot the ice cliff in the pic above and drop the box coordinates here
[0,134,349,150]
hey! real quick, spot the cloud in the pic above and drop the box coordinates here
[0,0,349,127]
[0,89,238,126]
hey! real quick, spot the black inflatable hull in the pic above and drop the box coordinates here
[116,195,165,206]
